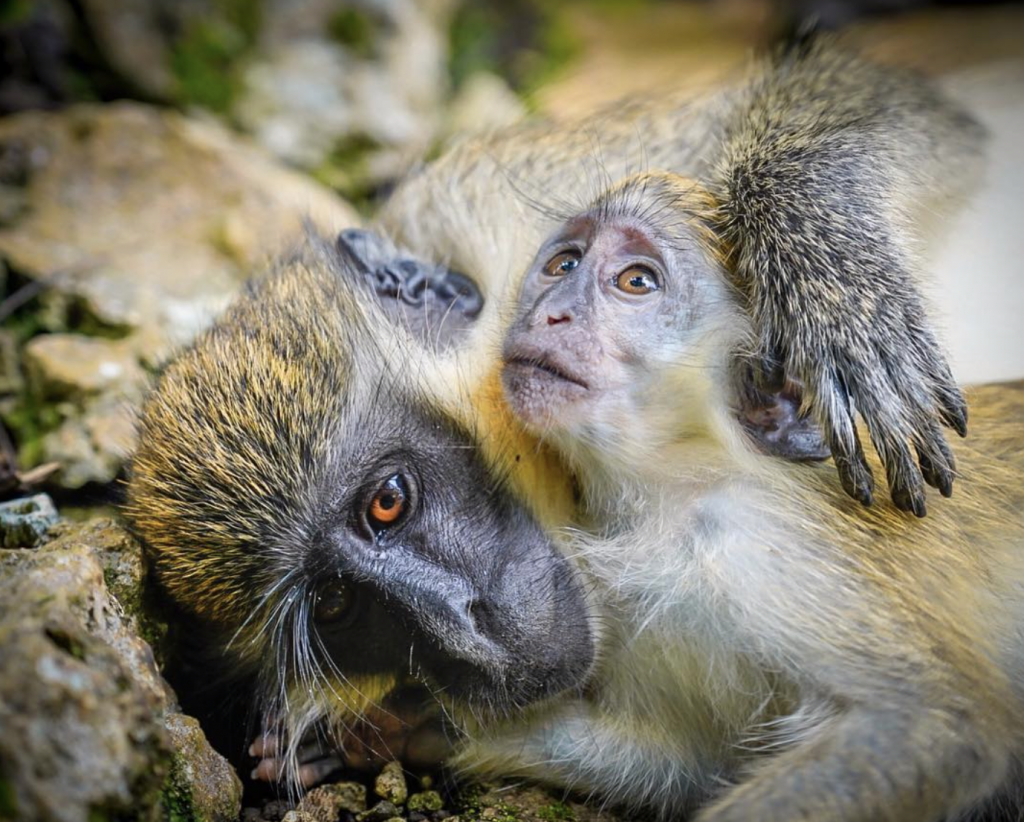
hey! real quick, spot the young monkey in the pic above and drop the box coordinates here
[491,172,1024,821]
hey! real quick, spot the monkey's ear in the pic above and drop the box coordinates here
[734,363,831,463]
[335,229,484,349]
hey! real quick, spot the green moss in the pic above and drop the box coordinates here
[537,801,575,822]
[0,774,17,821]
[482,802,519,822]
[171,20,245,113]
[455,786,520,822]
[312,133,383,215]
[0,389,62,468]
[516,8,581,101]
[160,756,199,822]
[449,5,503,90]
[170,0,261,113]
[0,0,33,26]
[328,7,377,58]
[45,627,87,660]
[102,566,169,668]
[448,1,580,98]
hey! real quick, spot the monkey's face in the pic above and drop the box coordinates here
[302,393,594,714]
[502,174,734,458]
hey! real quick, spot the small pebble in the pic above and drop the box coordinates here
[299,782,368,815]
[407,791,443,813]
[357,800,400,822]
[374,760,408,805]
[408,814,427,822]
[433,812,450,821]
[262,800,296,821]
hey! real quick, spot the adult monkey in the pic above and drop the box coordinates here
[377,35,983,515]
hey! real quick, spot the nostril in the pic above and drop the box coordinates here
[464,598,498,640]
[547,314,571,325]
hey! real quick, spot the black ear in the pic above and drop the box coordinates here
[734,361,831,463]
[335,229,484,349]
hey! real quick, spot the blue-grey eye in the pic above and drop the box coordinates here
[544,251,581,277]
[615,266,660,295]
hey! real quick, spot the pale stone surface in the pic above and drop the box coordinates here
[0,102,359,486]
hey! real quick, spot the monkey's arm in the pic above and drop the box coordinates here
[709,38,985,514]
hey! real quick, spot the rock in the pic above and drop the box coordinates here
[375,760,408,805]
[296,781,368,819]
[0,518,240,822]
[0,103,358,340]
[407,790,443,813]
[164,713,244,822]
[0,493,58,547]
[35,394,137,488]
[24,334,144,398]
[357,800,401,822]
[235,0,453,186]
[0,103,359,487]
[0,523,169,821]
[259,799,297,821]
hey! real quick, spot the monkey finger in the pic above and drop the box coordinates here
[815,370,874,506]
[249,734,279,758]
[297,756,344,788]
[874,436,928,517]
[905,311,968,437]
[933,379,969,438]
[831,435,875,507]
[251,756,281,782]
[915,422,956,498]
[918,449,953,498]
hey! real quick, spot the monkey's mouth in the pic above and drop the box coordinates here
[503,354,589,390]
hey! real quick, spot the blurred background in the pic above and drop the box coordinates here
[0,0,1021,505]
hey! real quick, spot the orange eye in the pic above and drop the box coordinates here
[367,474,409,529]
[615,266,660,296]
[543,251,581,278]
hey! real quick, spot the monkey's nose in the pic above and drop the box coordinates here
[547,313,571,325]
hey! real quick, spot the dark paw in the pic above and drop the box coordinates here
[768,315,964,515]
[250,687,450,790]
